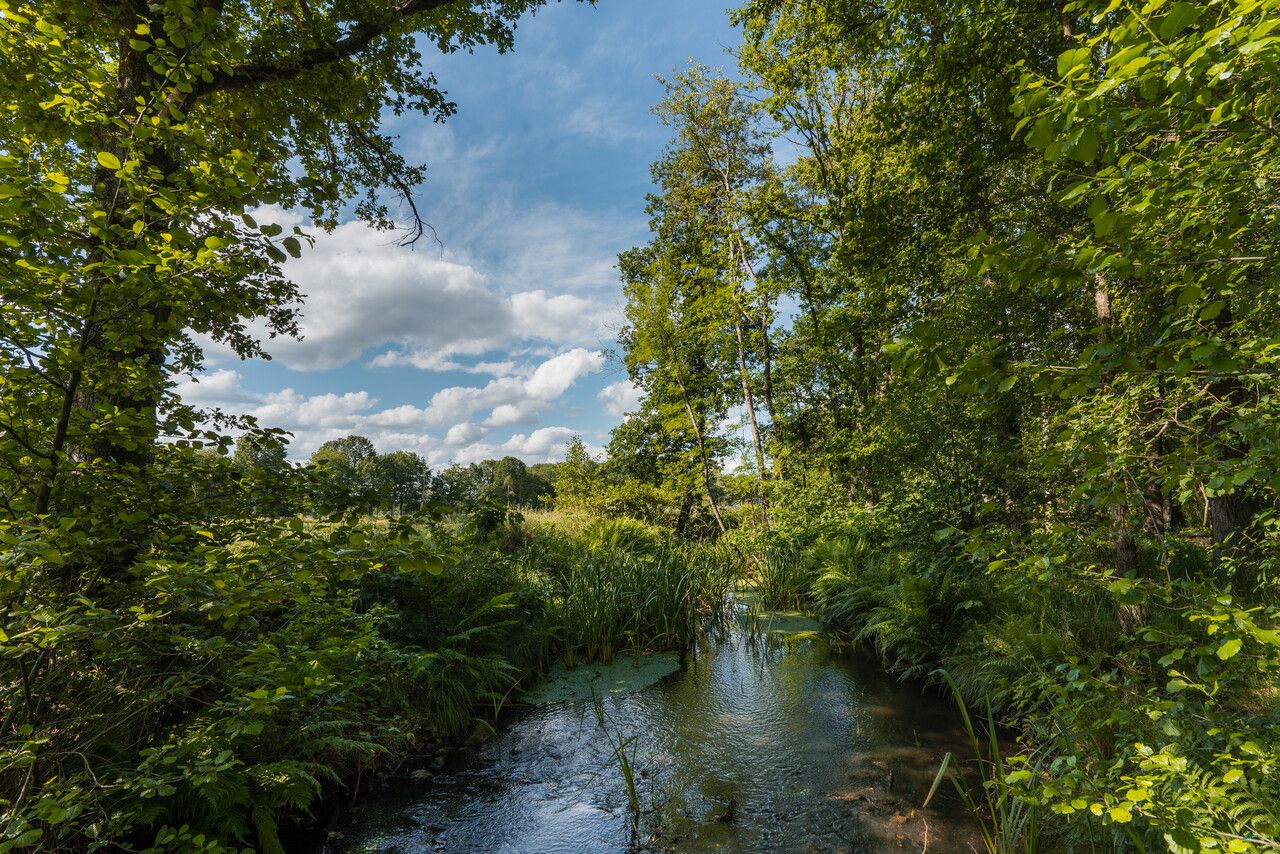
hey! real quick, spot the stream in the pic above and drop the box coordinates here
[321,605,982,853]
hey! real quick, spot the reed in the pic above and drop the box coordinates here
[924,669,1042,854]
[753,543,813,609]
[541,520,736,666]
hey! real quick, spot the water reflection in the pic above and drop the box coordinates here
[321,608,979,853]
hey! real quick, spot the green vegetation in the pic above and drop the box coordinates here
[0,440,731,850]
[4,0,1280,851]
[597,1,1280,850]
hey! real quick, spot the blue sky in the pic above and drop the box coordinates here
[178,0,742,466]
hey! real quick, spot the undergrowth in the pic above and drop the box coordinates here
[0,476,736,851]
[792,506,1280,851]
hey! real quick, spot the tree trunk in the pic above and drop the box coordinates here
[673,373,727,534]
[1094,274,1141,633]
[733,318,769,527]
[1205,303,1260,563]
[758,306,780,449]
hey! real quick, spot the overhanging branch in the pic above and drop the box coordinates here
[194,0,462,97]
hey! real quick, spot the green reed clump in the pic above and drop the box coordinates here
[925,670,1042,854]
[753,543,814,609]
[536,519,736,666]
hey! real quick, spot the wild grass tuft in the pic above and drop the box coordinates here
[529,519,737,666]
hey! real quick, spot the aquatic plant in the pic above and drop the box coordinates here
[925,670,1042,854]
[593,702,642,817]
[533,521,736,666]
[752,543,813,610]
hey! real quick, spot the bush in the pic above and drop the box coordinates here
[0,503,532,852]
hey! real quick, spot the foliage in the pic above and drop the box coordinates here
[926,670,1043,854]
[0,458,527,851]
[435,456,553,511]
[603,0,1280,849]
[305,437,433,515]
[0,0,592,847]
[520,518,736,668]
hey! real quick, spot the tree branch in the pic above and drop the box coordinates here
[194,0,462,97]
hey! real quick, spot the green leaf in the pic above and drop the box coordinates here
[1058,47,1092,78]
[1027,116,1056,149]
[96,151,121,171]
[1199,300,1225,321]
[282,236,302,258]
[922,751,952,807]
[1072,126,1099,162]
[1159,2,1202,40]
[1216,638,1242,659]
[403,555,445,575]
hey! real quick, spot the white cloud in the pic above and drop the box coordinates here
[451,426,580,465]
[597,379,643,417]
[445,422,484,446]
[173,369,252,407]
[525,348,606,398]
[510,289,615,345]
[486,404,527,427]
[201,207,625,375]
[179,348,605,464]
[370,350,517,376]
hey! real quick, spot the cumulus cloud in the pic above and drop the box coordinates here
[597,379,643,417]
[178,348,605,464]
[197,207,622,375]
[173,369,253,407]
[451,426,586,465]
[525,348,605,398]
[510,290,615,345]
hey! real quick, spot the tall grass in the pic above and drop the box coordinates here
[752,543,814,609]
[532,519,737,666]
[924,670,1042,854]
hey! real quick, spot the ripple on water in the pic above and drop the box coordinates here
[322,613,981,854]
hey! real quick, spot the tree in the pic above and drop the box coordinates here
[369,450,431,514]
[648,66,778,524]
[0,0,568,572]
[233,430,294,515]
[233,432,290,477]
[484,456,550,507]
[308,434,378,510]
[0,2,599,847]
[556,435,602,512]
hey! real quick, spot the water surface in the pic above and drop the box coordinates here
[322,608,980,853]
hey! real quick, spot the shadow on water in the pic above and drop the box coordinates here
[319,601,983,853]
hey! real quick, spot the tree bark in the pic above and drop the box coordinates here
[1205,302,1261,563]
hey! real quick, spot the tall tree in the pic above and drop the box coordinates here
[0,0,570,570]
[369,450,431,513]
